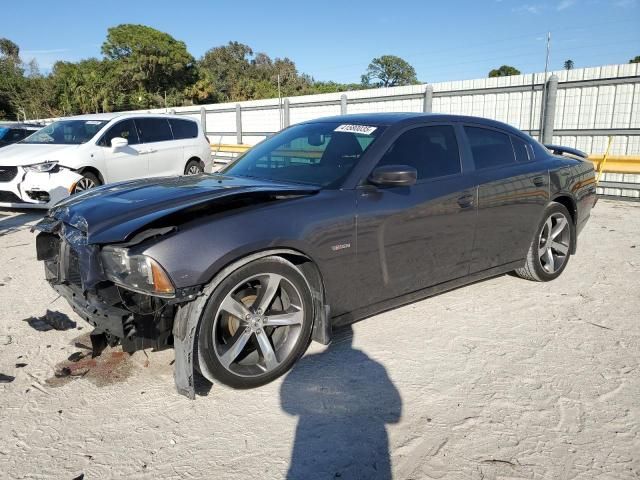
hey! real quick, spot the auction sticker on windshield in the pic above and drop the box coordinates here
[334,124,377,135]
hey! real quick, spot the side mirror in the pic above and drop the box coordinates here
[111,137,128,150]
[368,165,417,187]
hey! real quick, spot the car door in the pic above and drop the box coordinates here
[97,119,149,182]
[355,123,478,308]
[136,117,183,177]
[462,124,549,273]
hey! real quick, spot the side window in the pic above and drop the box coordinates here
[526,143,535,161]
[377,125,461,180]
[465,126,516,169]
[136,118,173,143]
[7,129,27,142]
[169,119,198,139]
[512,136,531,163]
[99,120,140,146]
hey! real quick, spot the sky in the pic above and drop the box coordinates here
[1,0,638,84]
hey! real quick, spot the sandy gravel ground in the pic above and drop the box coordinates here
[0,199,638,480]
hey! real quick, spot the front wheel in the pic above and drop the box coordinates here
[197,256,314,389]
[184,159,204,175]
[72,171,101,193]
[515,202,574,282]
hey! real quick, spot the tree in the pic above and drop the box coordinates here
[199,41,254,102]
[101,24,196,105]
[488,65,521,77]
[50,59,119,114]
[564,59,574,70]
[0,38,19,61]
[361,55,418,87]
[198,42,317,102]
[630,56,640,64]
[0,38,25,119]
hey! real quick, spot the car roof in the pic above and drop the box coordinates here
[58,112,197,122]
[0,121,44,129]
[303,113,527,136]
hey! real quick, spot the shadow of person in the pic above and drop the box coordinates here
[280,325,402,480]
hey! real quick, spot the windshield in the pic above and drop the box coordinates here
[21,120,108,145]
[221,122,385,188]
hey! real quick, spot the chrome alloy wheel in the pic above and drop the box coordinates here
[186,164,202,175]
[212,273,305,377]
[538,212,570,273]
[74,177,96,192]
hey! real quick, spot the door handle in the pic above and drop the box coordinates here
[533,176,546,187]
[140,148,157,155]
[457,193,474,209]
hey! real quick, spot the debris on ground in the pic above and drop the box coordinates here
[23,310,77,331]
[47,348,133,387]
[0,373,15,383]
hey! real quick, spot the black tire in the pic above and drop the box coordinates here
[197,256,314,389]
[184,159,204,175]
[72,171,101,193]
[515,202,574,282]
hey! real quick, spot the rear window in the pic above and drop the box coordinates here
[169,119,198,139]
[136,118,173,143]
[465,126,516,169]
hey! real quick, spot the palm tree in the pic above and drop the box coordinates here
[564,59,574,70]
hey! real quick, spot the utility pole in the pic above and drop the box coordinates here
[539,31,551,140]
[277,73,283,130]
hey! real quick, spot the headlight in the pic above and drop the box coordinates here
[100,246,175,297]
[24,161,59,173]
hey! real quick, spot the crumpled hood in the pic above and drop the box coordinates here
[0,143,81,166]
[46,174,319,244]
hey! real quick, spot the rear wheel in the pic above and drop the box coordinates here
[72,171,101,193]
[515,202,574,282]
[198,257,314,389]
[185,159,203,175]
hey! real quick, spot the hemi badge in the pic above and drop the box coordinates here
[331,243,351,252]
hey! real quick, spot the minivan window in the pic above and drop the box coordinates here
[136,118,173,143]
[377,125,461,180]
[169,119,198,139]
[465,126,516,169]
[511,136,531,163]
[21,120,107,145]
[99,119,140,146]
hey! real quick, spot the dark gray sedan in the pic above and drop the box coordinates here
[34,113,597,397]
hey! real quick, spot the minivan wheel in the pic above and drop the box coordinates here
[198,257,314,389]
[515,202,574,282]
[72,172,101,193]
[185,159,203,175]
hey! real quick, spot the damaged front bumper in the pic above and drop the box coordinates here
[34,218,203,397]
[0,166,82,208]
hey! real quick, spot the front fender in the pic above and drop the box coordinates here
[172,249,328,399]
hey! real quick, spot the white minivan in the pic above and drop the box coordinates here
[0,113,213,209]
